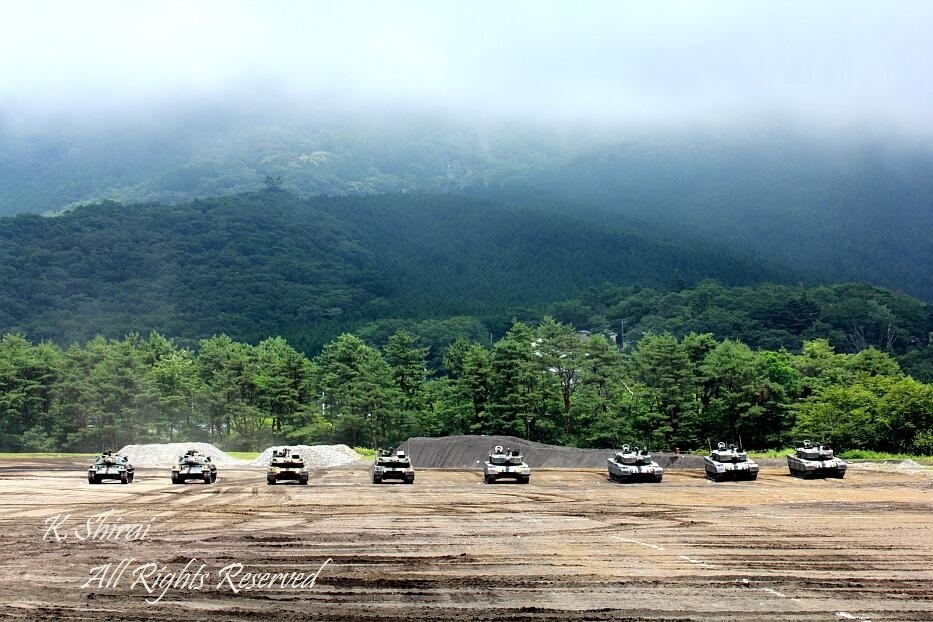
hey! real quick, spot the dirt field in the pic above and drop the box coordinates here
[0,458,930,621]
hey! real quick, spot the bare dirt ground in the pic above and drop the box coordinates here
[0,458,930,621]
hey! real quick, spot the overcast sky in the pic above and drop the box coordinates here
[2,0,932,133]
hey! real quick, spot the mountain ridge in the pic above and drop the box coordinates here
[0,189,794,352]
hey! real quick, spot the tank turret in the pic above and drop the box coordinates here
[704,442,759,482]
[171,449,217,484]
[88,450,134,484]
[483,445,530,484]
[787,440,846,478]
[267,448,309,485]
[372,448,415,484]
[607,445,663,483]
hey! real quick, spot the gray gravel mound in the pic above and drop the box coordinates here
[849,459,933,475]
[250,445,361,468]
[399,435,704,469]
[117,442,247,468]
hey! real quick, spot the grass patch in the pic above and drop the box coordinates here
[354,447,377,459]
[225,451,261,461]
[747,449,795,459]
[838,450,933,465]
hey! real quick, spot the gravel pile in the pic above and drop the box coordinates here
[116,442,246,468]
[897,459,924,471]
[399,435,705,470]
[250,445,361,468]
[850,459,933,475]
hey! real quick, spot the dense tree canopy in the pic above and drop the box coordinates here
[1,193,930,383]
[0,191,929,454]
[3,118,931,301]
[1,322,929,454]
[0,191,794,354]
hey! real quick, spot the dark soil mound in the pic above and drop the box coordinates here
[399,435,704,469]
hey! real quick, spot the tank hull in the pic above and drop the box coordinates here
[267,449,309,485]
[787,455,847,478]
[483,463,530,483]
[703,457,759,482]
[267,469,309,485]
[171,466,216,484]
[372,467,415,484]
[607,458,663,483]
[484,447,530,483]
[373,454,415,484]
[87,453,134,484]
[88,465,134,484]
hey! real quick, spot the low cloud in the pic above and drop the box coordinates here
[2,1,932,134]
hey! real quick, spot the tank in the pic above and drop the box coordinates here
[607,445,663,483]
[87,450,134,484]
[704,442,759,481]
[787,440,846,478]
[372,448,415,484]
[171,449,217,484]
[267,448,309,485]
[483,445,531,484]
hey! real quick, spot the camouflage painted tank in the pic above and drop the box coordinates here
[607,445,663,483]
[88,450,134,484]
[787,440,847,479]
[372,448,415,484]
[483,445,530,484]
[704,442,759,481]
[267,448,309,485]
[171,449,217,484]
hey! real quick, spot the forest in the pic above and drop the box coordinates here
[1,320,931,455]
[1,190,930,455]
[3,115,931,302]
[0,190,785,352]
[2,190,930,373]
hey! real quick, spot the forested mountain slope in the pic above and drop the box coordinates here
[0,190,784,352]
[2,115,931,301]
[311,193,782,317]
[520,134,933,300]
[0,191,381,349]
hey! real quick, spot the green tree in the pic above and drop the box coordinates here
[384,330,429,412]
[50,343,97,451]
[197,335,259,445]
[700,340,795,448]
[849,347,901,377]
[879,377,933,452]
[0,334,60,451]
[439,338,492,434]
[534,317,586,438]
[791,373,932,453]
[315,333,400,447]
[791,339,853,395]
[384,330,433,438]
[631,333,694,447]
[150,349,204,442]
[255,336,311,433]
[487,322,549,440]
[70,335,157,451]
[794,381,884,450]
[575,335,631,447]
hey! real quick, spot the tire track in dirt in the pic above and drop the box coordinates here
[1,462,931,620]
